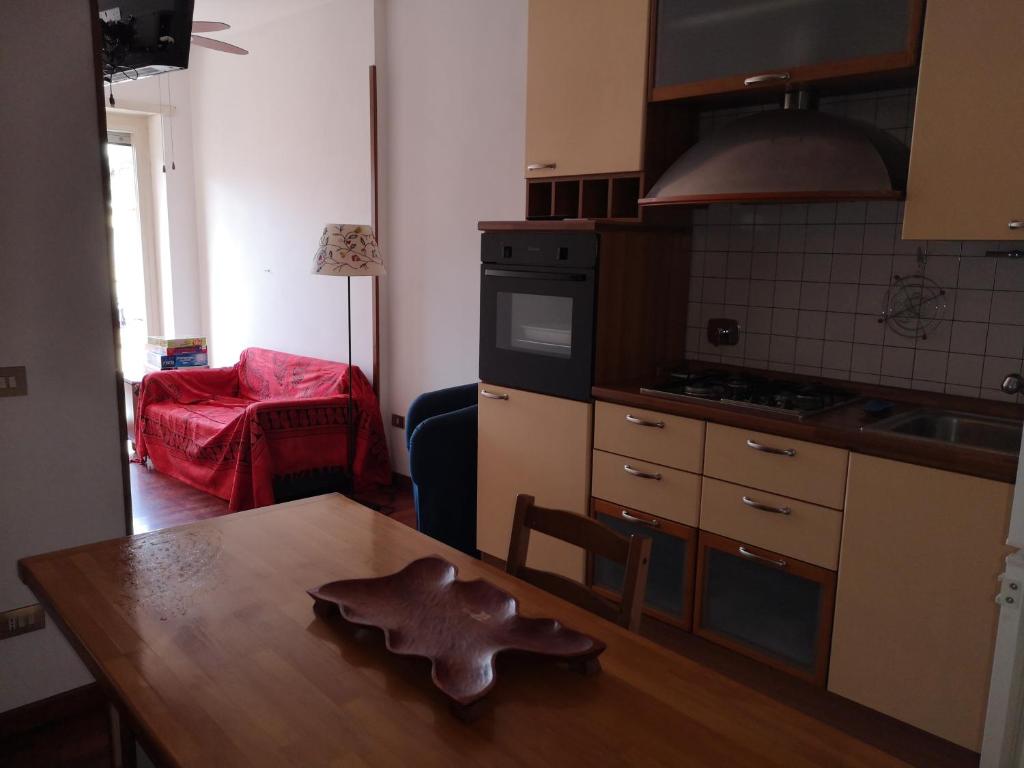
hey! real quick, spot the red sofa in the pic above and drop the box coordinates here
[135,347,391,511]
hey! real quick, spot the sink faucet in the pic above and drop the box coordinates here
[1002,373,1024,395]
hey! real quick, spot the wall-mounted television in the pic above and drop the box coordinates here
[98,0,195,83]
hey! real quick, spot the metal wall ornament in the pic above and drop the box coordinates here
[879,250,947,340]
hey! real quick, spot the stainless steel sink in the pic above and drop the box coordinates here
[862,409,1023,455]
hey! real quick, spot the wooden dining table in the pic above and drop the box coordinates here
[19,494,910,767]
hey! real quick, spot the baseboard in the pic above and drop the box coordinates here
[0,683,104,739]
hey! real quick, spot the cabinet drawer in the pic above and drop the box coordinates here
[594,401,705,473]
[700,478,842,570]
[703,423,848,509]
[591,449,700,526]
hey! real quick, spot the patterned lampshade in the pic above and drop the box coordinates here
[311,224,386,277]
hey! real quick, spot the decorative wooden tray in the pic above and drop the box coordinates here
[308,556,605,717]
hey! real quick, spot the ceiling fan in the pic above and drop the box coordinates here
[191,21,249,56]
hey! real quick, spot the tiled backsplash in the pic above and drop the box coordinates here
[684,89,1024,403]
[686,201,1024,402]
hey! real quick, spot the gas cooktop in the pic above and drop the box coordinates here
[640,371,858,419]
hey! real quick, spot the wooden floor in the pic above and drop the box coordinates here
[129,462,416,533]
[6,468,976,767]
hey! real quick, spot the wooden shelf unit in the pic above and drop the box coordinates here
[527,173,643,221]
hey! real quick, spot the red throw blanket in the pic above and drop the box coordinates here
[135,347,391,511]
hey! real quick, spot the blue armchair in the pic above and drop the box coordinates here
[406,384,478,556]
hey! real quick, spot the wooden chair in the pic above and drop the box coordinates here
[506,494,652,631]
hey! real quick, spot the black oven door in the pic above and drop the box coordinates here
[479,264,595,401]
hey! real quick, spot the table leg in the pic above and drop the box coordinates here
[108,704,137,768]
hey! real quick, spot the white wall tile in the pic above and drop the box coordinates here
[881,347,914,377]
[913,350,948,382]
[950,321,989,353]
[795,338,824,367]
[831,253,862,283]
[828,283,859,313]
[995,259,1024,291]
[775,280,801,308]
[798,310,827,339]
[851,343,883,373]
[834,224,865,253]
[771,308,798,336]
[986,324,1024,358]
[776,253,804,280]
[825,312,856,342]
[822,341,853,370]
[954,289,993,322]
[800,283,829,311]
[958,257,997,290]
[946,353,984,386]
[990,292,1024,325]
[746,306,773,334]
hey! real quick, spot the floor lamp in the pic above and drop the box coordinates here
[311,224,386,494]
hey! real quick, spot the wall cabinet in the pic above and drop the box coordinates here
[524,0,649,178]
[476,383,592,581]
[829,454,1014,751]
[651,0,922,102]
[902,0,1024,240]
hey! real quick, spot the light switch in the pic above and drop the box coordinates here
[0,366,27,397]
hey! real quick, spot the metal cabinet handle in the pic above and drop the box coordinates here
[626,414,665,428]
[1010,220,1024,230]
[743,72,790,86]
[746,439,796,457]
[738,546,788,568]
[742,496,792,516]
[527,162,557,171]
[623,464,662,480]
[480,389,509,400]
[621,509,660,527]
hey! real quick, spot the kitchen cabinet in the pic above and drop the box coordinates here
[700,477,842,571]
[703,423,849,510]
[594,401,705,473]
[902,0,1024,240]
[651,0,923,102]
[476,383,592,581]
[591,449,701,527]
[829,454,1014,751]
[524,0,649,179]
[590,498,697,630]
[694,531,836,686]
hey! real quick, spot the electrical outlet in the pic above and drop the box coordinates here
[0,604,45,640]
[391,414,405,429]
[0,366,28,397]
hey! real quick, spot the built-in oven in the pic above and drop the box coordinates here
[479,231,598,401]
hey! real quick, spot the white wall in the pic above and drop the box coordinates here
[188,0,376,372]
[106,72,205,339]
[0,0,127,712]
[376,0,528,473]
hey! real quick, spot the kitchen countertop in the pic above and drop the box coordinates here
[593,382,1022,484]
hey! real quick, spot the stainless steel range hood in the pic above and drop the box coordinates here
[639,93,909,208]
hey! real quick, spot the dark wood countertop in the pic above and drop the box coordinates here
[593,383,1021,484]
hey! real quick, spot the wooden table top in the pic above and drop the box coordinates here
[20,495,909,768]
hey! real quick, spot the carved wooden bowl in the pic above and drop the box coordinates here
[308,556,605,716]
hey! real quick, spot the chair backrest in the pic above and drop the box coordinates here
[506,494,651,631]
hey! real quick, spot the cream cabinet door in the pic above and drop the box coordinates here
[829,453,1013,751]
[902,0,1024,240]
[524,0,649,178]
[476,383,592,581]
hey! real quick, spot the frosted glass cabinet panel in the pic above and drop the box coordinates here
[653,0,921,100]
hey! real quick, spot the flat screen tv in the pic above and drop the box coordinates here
[98,0,195,83]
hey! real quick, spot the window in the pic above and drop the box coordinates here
[105,114,161,373]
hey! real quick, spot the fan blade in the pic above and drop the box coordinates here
[190,35,249,55]
[192,21,229,33]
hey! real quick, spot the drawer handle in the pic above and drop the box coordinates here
[527,162,557,171]
[480,389,509,400]
[1010,220,1024,230]
[624,464,662,481]
[743,72,790,86]
[626,414,665,428]
[742,496,792,516]
[738,546,788,568]
[621,509,660,527]
[746,439,796,457]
